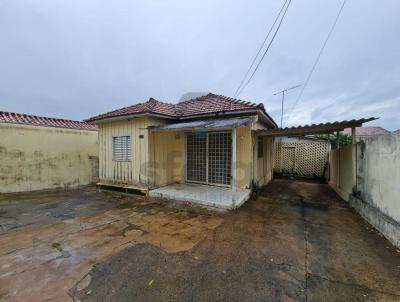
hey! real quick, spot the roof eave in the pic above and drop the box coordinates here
[89,108,277,128]
[178,109,277,128]
[88,112,177,124]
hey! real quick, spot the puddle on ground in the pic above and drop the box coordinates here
[0,197,223,302]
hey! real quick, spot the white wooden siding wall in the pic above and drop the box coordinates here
[99,117,165,185]
[273,140,330,177]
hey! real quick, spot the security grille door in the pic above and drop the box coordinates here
[186,132,232,186]
[186,134,207,182]
[208,132,232,185]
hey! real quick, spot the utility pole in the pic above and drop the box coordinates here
[273,84,302,128]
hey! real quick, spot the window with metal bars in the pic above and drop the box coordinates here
[113,136,131,161]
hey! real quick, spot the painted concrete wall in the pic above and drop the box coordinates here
[352,132,400,247]
[0,123,98,193]
[98,117,166,185]
[329,133,400,247]
[329,145,353,201]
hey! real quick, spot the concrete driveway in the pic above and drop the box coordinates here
[1,179,400,301]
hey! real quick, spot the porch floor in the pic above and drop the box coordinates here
[149,183,251,210]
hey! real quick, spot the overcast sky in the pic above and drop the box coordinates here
[0,0,399,130]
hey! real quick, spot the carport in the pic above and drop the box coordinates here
[254,117,377,196]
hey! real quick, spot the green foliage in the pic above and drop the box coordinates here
[330,133,352,149]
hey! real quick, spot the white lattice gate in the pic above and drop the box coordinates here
[274,139,330,177]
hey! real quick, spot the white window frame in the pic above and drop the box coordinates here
[112,135,132,161]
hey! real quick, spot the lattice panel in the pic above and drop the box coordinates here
[274,140,330,177]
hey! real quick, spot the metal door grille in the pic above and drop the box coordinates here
[186,134,207,182]
[208,132,232,185]
[186,132,232,186]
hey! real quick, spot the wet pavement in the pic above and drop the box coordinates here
[1,180,400,301]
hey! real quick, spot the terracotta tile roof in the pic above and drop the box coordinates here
[175,93,260,117]
[343,126,389,137]
[88,93,264,122]
[0,111,97,131]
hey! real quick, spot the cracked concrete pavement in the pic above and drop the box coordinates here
[1,179,400,301]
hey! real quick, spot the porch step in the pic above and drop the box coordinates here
[149,183,251,210]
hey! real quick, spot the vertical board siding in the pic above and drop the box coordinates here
[236,125,253,190]
[256,136,274,186]
[98,117,165,185]
[149,131,184,186]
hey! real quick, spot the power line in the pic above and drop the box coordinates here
[287,0,347,121]
[233,0,289,97]
[235,0,292,98]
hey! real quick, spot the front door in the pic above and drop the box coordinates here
[186,132,232,186]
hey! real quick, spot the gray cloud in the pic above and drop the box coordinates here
[0,0,399,130]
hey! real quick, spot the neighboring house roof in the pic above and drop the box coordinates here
[343,126,389,137]
[0,111,97,131]
[87,93,277,127]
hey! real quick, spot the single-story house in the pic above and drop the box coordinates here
[87,93,277,209]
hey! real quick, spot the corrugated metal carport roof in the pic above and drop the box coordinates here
[150,116,257,132]
[255,117,377,136]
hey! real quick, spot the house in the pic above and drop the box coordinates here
[0,111,98,193]
[87,93,277,209]
[343,126,389,140]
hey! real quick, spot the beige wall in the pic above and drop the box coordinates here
[236,125,253,190]
[99,119,273,191]
[150,125,263,190]
[329,144,353,201]
[0,123,98,193]
[256,136,274,187]
[357,133,400,222]
[98,117,166,185]
[149,131,184,186]
[329,133,400,247]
